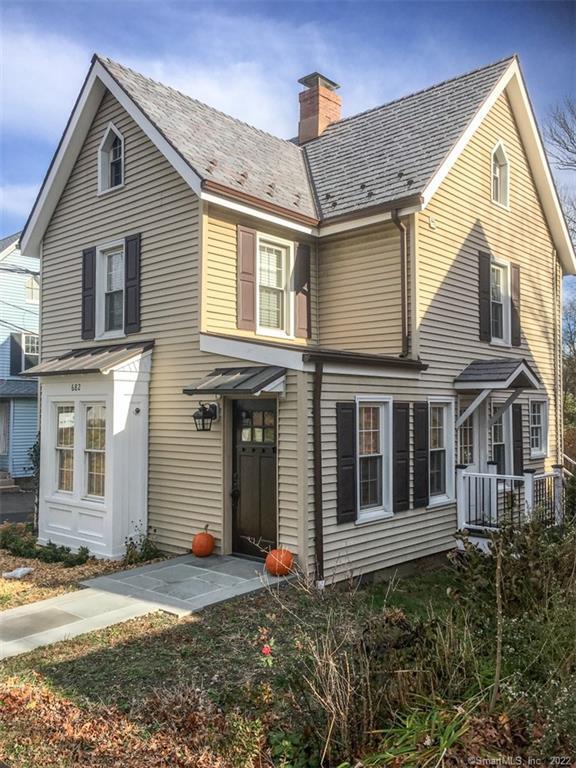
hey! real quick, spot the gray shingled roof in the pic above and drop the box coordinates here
[0,379,38,398]
[454,358,540,386]
[98,55,513,223]
[304,57,513,220]
[99,57,318,220]
[0,232,20,255]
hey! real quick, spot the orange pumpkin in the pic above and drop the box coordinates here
[192,525,215,557]
[265,548,294,577]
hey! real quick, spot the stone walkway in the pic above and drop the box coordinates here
[1,555,282,659]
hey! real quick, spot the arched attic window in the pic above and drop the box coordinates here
[98,123,124,193]
[491,141,509,207]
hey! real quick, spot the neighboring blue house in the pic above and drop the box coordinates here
[0,232,39,484]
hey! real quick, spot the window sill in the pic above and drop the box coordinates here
[491,199,510,212]
[97,183,125,197]
[355,508,394,526]
[490,339,511,349]
[96,330,126,341]
[256,327,294,341]
[530,451,548,460]
[427,495,455,510]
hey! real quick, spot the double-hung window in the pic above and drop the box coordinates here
[101,246,125,335]
[490,260,510,344]
[257,237,291,335]
[356,399,392,521]
[22,334,39,370]
[85,404,106,498]
[530,400,548,457]
[56,405,75,492]
[458,412,475,466]
[429,400,455,505]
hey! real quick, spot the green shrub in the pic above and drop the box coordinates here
[0,523,90,567]
[269,730,320,768]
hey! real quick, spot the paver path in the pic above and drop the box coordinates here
[1,555,282,659]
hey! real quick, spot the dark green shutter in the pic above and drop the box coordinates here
[479,251,491,342]
[336,402,357,524]
[511,263,521,347]
[393,402,410,512]
[124,233,141,334]
[81,247,96,340]
[413,402,429,508]
[512,403,524,475]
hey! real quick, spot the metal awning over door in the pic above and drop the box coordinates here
[183,366,286,397]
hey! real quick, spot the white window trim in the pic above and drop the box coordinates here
[354,395,393,524]
[95,238,126,340]
[491,140,510,210]
[255,232,295,339]
[529,397,549,459]
[21,333,39,371]
[490,257,512,347]
[51,399,109,506]
[97,122,125,196]
[428,397,455,508]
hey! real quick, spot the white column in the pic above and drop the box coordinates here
[523,469,536,521]
[552,464,564,525]
[456,464,467,531]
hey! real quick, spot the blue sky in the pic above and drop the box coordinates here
[0,0,574,237]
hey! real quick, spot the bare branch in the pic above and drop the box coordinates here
[546,97,576,171]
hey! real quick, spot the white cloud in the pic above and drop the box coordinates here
[0,183,40,220]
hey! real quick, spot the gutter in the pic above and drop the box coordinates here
[391,209,410,357]
[312,361,324,584]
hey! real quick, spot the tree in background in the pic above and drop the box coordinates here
[546,96,576,244]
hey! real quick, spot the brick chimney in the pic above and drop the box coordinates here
[298,72,341,144]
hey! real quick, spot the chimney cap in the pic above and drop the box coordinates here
[298,72,340,91]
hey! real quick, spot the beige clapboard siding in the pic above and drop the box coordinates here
[41,90,305,557]
[318,222,403,354]
[203,206,318,346]
[312,371,455,580]
[417,91,560,470]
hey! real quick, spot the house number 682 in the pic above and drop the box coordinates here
[71,384,81,392]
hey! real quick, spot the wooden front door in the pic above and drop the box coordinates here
[232,399,277,558]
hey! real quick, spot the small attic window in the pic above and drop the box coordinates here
[491,142,509,207]
[98,123,124,194]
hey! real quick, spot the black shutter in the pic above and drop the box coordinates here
[413,402,429,508]
[294,243,311,339]
[512,403,524,475]
[336,402,357,524]
[81,247,96,340]
[10,333,22,375]
[511,263,521,347]
[479,251,491,342]
[393,402,410,512]
[124,233,141,335]
[237,225,257,331]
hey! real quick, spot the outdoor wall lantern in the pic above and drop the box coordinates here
[193,402,219,431]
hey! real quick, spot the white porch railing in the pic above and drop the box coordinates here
[456,463,563,533]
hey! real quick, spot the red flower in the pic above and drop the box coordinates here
[261,645,272,656]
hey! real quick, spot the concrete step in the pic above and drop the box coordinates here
[0,483,20,493]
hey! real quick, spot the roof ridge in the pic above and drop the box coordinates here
[95,54,305,153]
[309,53,517,136]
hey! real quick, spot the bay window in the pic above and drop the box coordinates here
[54,402,107,499]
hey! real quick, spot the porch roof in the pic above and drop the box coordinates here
[20,341,154,377]
[454,358,540,390]
[183,366,286,396]
[0,379,38,398]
